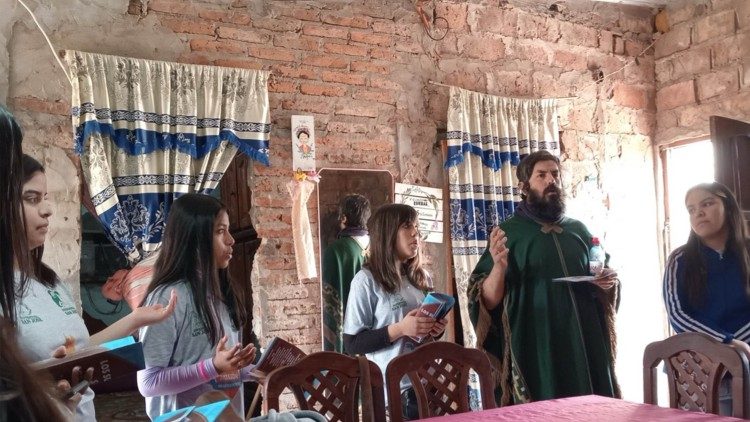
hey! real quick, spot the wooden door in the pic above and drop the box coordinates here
[711,116,750,227]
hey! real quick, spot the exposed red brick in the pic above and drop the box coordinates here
[654,24,691,59]
[268,79,297,94]
[436,2,468,30]
[253,18,301,33]
[321,13,371,29]
[302,24,349,39]
[335,101,381,118]
[558,21,598,48]
[370,76,401,91]
[371,47,404,63]
[213,58,264,70]
[459,36,505,61]
[216,26,270,44]
[553,49,587,71]
[300,82,348,97]
[517,12,560,43]
[667,48,711,83]
[177,52,212,65]
[302,55,349,69]
[352,89,396,105]
[11,96,70,115]
[272,65,319,80]
[323,43,368,57]
[613,83,649,109]
[351,60,390,75]
[148,0,197,15]
[349,31,394,47]
[321,70,366,86]
[281,8,320,22]
[160,16,215,35]
[326,121,368,133]
[693,10,735,44]
[190,39,246,54]
[248,46,296,62]
[394,37,423,54]
[273,34,320,52]
[696,68,739,100]
[281,98,331,113]
[473,6,517,37]
[656,79,696,110]
[510,41,550,65]
[599,30,614,54]
[198,9,252,25]
[711,33,748,68]
[624,39,648,57]
[371,20,412,37]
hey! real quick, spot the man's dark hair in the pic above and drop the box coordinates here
[340,194,371,229]
[516,150,560,199]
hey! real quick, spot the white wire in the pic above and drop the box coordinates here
[16,0,73,84]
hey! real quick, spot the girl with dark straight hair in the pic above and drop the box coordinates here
[663,181,750,415]
[137,193,256,420]
[343,203,446,420]
[11,154,177,421]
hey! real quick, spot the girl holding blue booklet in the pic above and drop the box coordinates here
[343,204,447,420]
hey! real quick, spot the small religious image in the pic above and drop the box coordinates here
[291,115,316,171]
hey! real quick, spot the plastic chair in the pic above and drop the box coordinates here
[643,332,750,418]
[385,341,496,421]
[262,351,385,422]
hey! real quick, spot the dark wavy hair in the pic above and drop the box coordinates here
[22,154,58,288]
[339,194,371,229]
[0,105,28,325]
[143,193,245,344]
[364,204,430,294]
[516,150,560,200]
[681,182,750,307]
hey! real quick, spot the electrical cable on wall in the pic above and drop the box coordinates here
[16,0,72,84]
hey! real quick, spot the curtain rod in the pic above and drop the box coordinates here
[428,80,577,100]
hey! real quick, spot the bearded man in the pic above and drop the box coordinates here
[467,150,620,406]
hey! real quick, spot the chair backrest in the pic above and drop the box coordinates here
[385,341,497,422]
[643,332,750,418]
[262,351,386,422]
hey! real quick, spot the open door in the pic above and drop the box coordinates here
[711,116,750,227]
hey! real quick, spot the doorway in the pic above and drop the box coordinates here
[662,139,715,255]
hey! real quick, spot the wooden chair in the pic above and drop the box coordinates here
[643,332,750,418]
[385,341,496,421]
[262,351,386,422]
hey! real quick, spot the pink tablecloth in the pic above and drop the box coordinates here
[421,395,744,421]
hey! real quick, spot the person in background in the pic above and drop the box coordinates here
[343,203,446,420]
[8,154,177,421]
[322,193,371,352]
[663,182,750,415]
[137,193,257,421]
[467,150,620,406]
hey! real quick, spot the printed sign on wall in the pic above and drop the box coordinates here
[395,183,443,243]
[291,115,315,172]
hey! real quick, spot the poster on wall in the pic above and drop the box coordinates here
[291,115,315,172]
[395,183,443,243]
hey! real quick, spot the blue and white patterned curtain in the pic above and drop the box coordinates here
[67,51,270,264]
[445,86,559,348]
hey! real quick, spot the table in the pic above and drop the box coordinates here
[421,395,744,421]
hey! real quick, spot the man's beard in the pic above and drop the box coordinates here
[526,185,565,222]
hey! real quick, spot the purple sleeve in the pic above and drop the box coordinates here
[240,364,259,382]
[137,357,219,397]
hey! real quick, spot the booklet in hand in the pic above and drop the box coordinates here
[31,336,145,386]
[252,337,306,378]
[552,268,618,284]
[153,399,231,422]
[411,292,455,343]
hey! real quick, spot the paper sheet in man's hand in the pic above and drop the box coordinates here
[553,268,617,283]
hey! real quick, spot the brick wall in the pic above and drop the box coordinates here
[3,0,664,401]
[654,0,750,145]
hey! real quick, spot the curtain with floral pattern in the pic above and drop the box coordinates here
[445,86,559,348]
[67,51,270,264]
